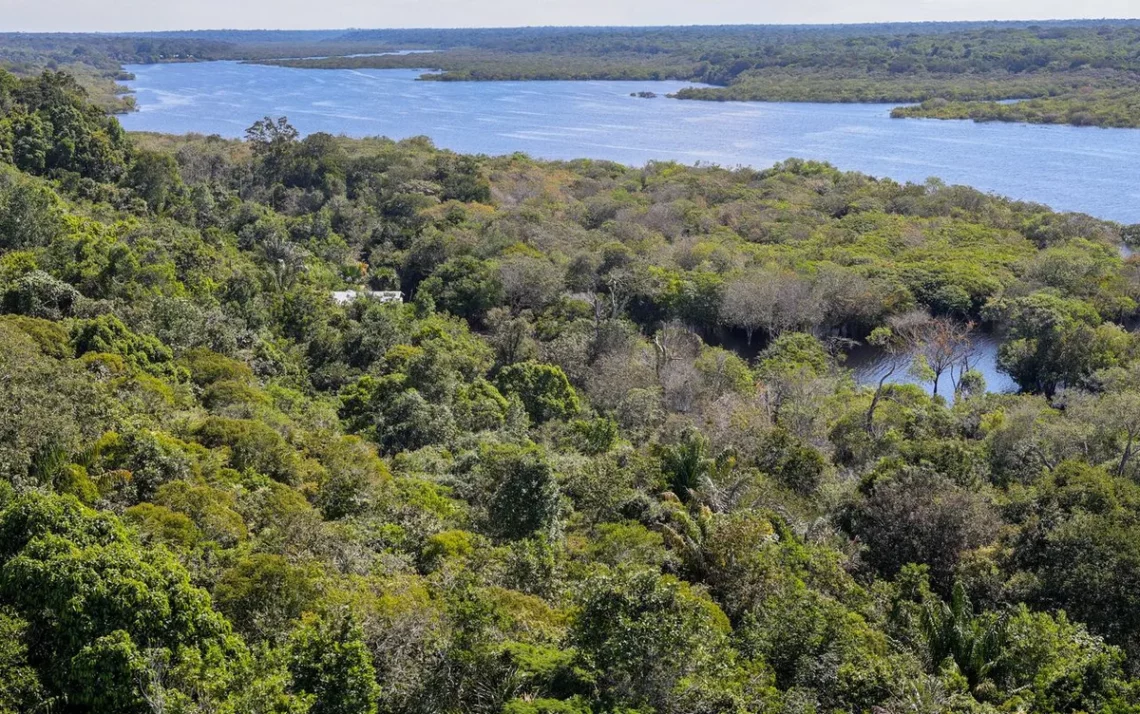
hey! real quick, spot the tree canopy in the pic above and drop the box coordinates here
[1,79,1140,712]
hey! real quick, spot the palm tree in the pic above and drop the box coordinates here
[920,582,1010,696]
[659,428,742,508]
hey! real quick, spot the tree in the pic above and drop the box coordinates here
[0,494,245,709]
[1067,389,1140,477]
[0,168,64,251]
[287,132,347,191]
[986,292,1135,396]
[914,317,975,396]
[288,611,380,714]
[0,610,41,714]
[487,308,538,367]
[70,315,176,377]
[214,554,319,643]
[570,570,734,712]
[496,361,580,425]
[419,256,504,324]
[499,255,563,314]
[721,268,821,344]
[125,149,183,214]
[2,270,82,320]
[480,444,562,541]
[3,71,129,181]
[311,436,392,520]
[247,116,300,155]
[720,271,774,345]
[918,581,1011,693]
[862,311,930,432]
[755,332,833,433]
[193,417,303,485]
[0,321,103,487]
[848,468,999,592]
[340,376,459,455]
[658,427,742,505]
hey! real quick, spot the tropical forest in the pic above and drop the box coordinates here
[3,14,1140,714]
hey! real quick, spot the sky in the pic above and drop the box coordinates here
[2,0,1137,33]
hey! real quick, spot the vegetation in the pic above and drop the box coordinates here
[0,33,195,112]
[7,67,1140,712]
[892,88,1140,128]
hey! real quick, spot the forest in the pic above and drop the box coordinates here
[8,65,1140,713]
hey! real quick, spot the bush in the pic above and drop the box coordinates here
[2,270,82,320]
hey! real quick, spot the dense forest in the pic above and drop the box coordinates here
[8,65,1140,713]
[8,21,1140,127]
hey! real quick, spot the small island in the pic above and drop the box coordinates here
[630,91,658,99]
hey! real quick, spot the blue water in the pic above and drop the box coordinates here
[844,332,1018,397]
[121,61,1140,223]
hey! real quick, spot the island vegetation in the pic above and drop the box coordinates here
[891,88,1140,127]
[8,65,1140,713]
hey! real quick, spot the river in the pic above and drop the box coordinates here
[121,61,1140,224]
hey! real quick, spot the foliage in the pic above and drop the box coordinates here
[496,361,580,425]
[288,611,380,714]
[0,83,1137,712]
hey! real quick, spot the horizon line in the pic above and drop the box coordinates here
[5,18,1140,36]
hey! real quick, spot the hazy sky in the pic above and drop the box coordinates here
[3,0,1136,33]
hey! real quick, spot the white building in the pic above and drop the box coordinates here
[331,290,404,306]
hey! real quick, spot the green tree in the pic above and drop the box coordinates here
[0,610,41,714]
[480,444,562,541]
[570,570,735,712]
[125,148,184,213]
[0,321,103,486]
[419,256,504,324]
[0,493,245,709]
[214,554,320,643]
[0,168,64,251]
[288,611,380,714]
[496,361,580,425]
[70,315,177,377]
[987,292,1135,396]
[2,270,82,320]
